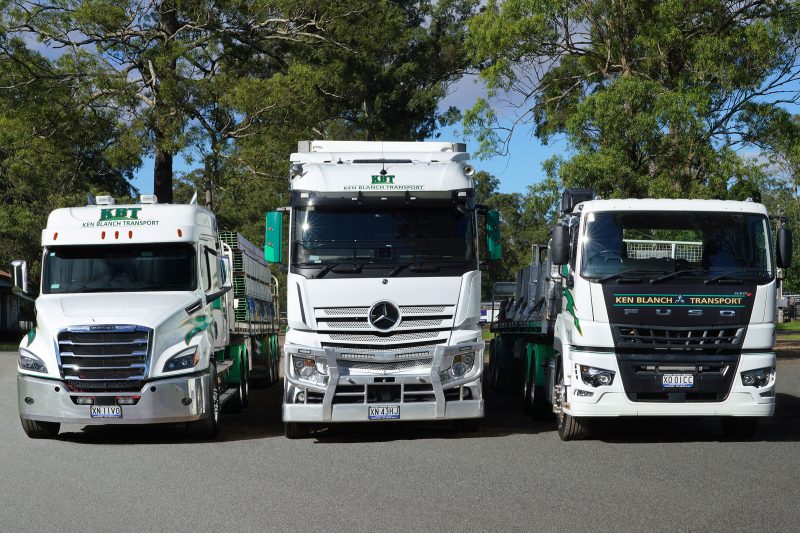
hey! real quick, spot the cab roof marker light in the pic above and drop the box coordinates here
[114,231,119,239]
[140,194,158,204]
[177,229,183,237]
[101,231,106,239]
[95,195,115,206]
[458,191,467,197]
[128,230,133,239]
[53,232,58,240]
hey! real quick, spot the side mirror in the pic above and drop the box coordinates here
[551,224,570,265]
[264,211,284,264]
[778,227,792,269]
[220,256,233,290]
[11,259,28,295]
[485,209,502,261]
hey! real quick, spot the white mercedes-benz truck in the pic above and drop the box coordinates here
[265,141,500,438]
[491,189,792,440]
[12,195,280,439]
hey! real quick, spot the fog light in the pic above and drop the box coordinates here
[579,365,615,387]
[180,397,192,406]
[116,396,138,405]
[75,396,94,405]
[741,367,773,388]
[300,365,317,379]
[24,397,34,405]
[295,391,305,403]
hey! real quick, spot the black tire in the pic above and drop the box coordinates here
[454,418,479,433]
[554,360,590,441]
[223,377,245,414]
[521,360,533,413]
[530,385,553,421]
[187,364,220,439]
[721,417,759,440]
[20,418,60,439]
[284,422,309,439]
[240,367,250,408]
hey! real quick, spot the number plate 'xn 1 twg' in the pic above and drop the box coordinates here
[662,374,694,388]
[368,405,400,420]
[90,405,122,418]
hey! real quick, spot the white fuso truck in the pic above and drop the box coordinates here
[491,189,792,440]
[264,141,498,438]
[12,195,280,439]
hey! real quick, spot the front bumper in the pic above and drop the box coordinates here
[282,342,484,423]
[564,350,776,417]
[18,371,212,425]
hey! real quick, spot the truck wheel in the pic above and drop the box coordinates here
[187,364,220,440]
[530,385,553,421]
[521,362,534,413]
[554,361,589,440]
[241,370,250,408]
[454,418,479,433]
[284,422,309,439]
[20,418,60,439]
[223,378,245,413]
[721,417,759,440]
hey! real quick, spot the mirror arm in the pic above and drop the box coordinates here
[205,285,232,304]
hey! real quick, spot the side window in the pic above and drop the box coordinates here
[201,240,221,291]
[569,220,580,270]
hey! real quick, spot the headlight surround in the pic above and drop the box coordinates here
[19,349,47,373]
[163,346,199,373]
[578,365,615,387]
[292,355,327,383]
[440,352,476,381]
[741,367,774,388]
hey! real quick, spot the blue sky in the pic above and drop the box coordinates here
[130,75,563,196]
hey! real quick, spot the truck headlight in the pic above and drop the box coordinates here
[19,349,47,373]
[578,365,615,387]
[292,356,327,381]
[741,367,774,388]
[440,352,476,381]
[164,347,199,372]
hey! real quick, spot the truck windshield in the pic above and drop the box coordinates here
[581,211,773,283]
[42,244,197,294]
[292,205,475,271]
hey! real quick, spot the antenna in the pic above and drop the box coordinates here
[189,191,198,205]
[381,141,386,174]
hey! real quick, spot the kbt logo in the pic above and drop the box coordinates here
[99,207,143,221]
[371,174,395,185]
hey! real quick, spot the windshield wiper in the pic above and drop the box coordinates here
[650,269,703,284]
[595,269,666,283]
[704,270,767,285]
[388,261,441,277]
[314,262,363,279]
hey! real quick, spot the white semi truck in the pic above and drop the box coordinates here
[264,141,500,438]
[491,189,792,440]
[11,195,280,439]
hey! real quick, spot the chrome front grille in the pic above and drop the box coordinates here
[316,318,446,330]
[337,357,433,371]
[57,326,151,392]
[328,331,439,342]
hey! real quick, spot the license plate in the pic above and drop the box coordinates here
[368,405,400,420]
[662,374,694,388]
[90,405,122,418]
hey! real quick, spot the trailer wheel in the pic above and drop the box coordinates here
[20,418,60,439]
[241,368,250,408]
[530,385,553,421]
[554,361,589,441]
[187,364,220,440]
[721,417,759,440]
[521,361,534,413]
[284,422,309,439]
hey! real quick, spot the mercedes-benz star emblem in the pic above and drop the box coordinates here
[368,301,401,331]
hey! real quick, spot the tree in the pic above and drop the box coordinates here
[4,0,349,202]
[466,0,800,200]
[0,37,138,282]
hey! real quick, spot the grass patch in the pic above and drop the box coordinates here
[0,342,20,352]
[777,334,800,342]
[776,321,800,332]
[481,329,494,341]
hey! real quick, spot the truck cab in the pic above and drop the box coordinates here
[267,141,491,437]
[12,196,252,439]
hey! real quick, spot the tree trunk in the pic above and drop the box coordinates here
[154,146,173,204]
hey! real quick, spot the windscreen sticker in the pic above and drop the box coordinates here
[50,283,60,289]
[612,293,750,307]
[81,208,160,228]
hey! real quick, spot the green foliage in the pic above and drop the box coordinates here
[467,0,800,200]
[0,38,137,282]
